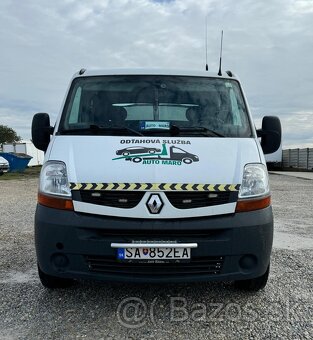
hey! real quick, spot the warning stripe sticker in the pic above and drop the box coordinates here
[69,183,241,192]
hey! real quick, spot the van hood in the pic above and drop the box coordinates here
[49,136,261,186]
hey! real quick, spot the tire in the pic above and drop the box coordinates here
[122,152,130,156]
[182,158,193,164]
[234,265,270,292]
[132,157,142,163]
[38,264,75,289]
[149,150,156,154]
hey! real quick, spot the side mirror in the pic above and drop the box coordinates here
[257,116,282,155]
[31,113,54,152]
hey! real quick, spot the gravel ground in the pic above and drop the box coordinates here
[0,174,312,340]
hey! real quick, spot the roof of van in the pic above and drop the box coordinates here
[73,68,238,79]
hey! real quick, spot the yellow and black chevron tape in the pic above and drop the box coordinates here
[69,182,240,192]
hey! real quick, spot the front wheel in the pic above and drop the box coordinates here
[182,158,193,164]
[234,265,270,292]
[38,264,75,289]
[132,157,142,163]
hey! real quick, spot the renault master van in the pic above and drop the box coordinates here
[32,69,281,291]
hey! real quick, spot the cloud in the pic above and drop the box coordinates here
[0,0,312,149]
[0,106,33,139]
[281,110,313,148]
[151,0,175,3]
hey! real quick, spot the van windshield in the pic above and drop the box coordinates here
[59,75,252,137]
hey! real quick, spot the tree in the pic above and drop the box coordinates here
[0,125,21,144]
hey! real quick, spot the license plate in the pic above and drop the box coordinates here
[117,247,191,261]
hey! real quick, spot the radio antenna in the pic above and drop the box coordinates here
[205,15,208,71]
[218,30,223,76]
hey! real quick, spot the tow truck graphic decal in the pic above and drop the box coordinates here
[113,144,199,166]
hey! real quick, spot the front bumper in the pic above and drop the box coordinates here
[35,205,273,283]
[0,165,9,173]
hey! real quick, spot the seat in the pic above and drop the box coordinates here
[200,96,223,130]
[108,106,127,126]
[89,94,110,125]
[88,95,127,127]
[186,107,201,127]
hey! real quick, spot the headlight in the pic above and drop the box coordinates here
[40,161,71,197]
[239,163,269,199]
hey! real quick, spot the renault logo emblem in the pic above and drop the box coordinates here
[146,194,164,214]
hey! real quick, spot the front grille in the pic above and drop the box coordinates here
[73,190,145,209]
[85,255,224,276]
[166,191,237,209]
[78,228,227,242]
[72,190,237,209]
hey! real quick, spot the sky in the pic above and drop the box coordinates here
[0,0,313,149]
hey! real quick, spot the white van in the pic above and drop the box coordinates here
[32,69,281,291]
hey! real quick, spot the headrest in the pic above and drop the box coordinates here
[186,107,200,122]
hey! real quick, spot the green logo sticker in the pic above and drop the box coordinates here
[113,144,199,166]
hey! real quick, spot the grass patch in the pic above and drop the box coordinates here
[0,166,41,180]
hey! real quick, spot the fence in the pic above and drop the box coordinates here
[282,148,313,170]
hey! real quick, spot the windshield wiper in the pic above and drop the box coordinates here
[142,125,224,137]
[60,125,144,136]
[171,126,224,137]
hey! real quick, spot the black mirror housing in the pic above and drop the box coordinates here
[31,113,53,152]
[257,116,282,155]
